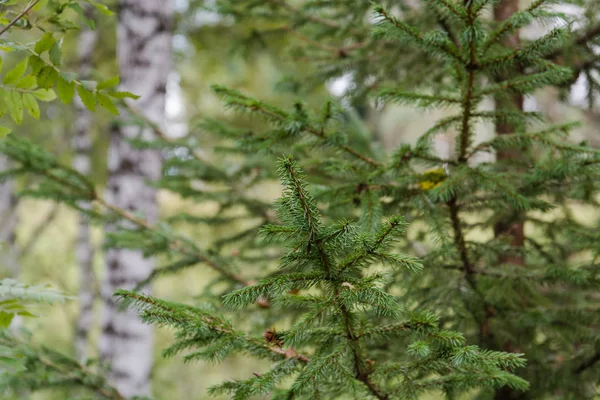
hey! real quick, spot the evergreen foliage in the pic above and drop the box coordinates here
[1,0,600,399]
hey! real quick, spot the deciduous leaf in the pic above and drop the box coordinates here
[22,93,40,119]
[97,76,119,90]
[36,66,59,89]
[0,126,12,137]
[77,85,96,111]
[98,92,119,115]
[16,75,37,90]
[32,89,57,102]
[0,311,14,329]
[34,32,56,54]
[2,58,28,85]
[108,91,140,99]
[28,55,44,75]
[7,90,23,124]
[91,2,114,15]
[49,42,61,66]
[56,76,75,104]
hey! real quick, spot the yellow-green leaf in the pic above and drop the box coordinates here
[23,93,40,119]
[0,56,3,74]
[32,89,57,102]
[0,311,14,329]
[77,85,96,111]
[7,90,23,124]
[2,58,28,85]
[57,77,75,104]
[16,75,37,90]
[108,91,140,100]
[0,126,12,137]
[97,76,120,91]
[98,93,119,115]
[34,32,56,54]
[91,2,114,15]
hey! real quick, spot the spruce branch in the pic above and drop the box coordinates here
[212,86,381,167]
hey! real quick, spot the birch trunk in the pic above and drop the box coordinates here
[73,6,98,363]
[0,155,18,277]
[99,1,173,397]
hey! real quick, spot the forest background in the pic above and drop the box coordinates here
[1,0,600,399]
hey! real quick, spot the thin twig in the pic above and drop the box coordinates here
[0,0,40,37]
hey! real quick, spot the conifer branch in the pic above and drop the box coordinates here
[93,195,250,286]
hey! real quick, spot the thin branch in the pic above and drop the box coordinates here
[18,203,60,257]
[0,0,40,37]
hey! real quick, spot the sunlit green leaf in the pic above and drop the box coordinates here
[32,89,57,102]
[97,76,120,91]
[56,76,75,104]
[108,91,140,99]
[34,32,56,54]
[23,93,40,119]
[7,90,23,124]
[0,126,12,137]
[77,85,96,111]
[98,92,119,115]
[2,57,28,85]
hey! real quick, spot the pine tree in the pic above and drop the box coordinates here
[1,0,600,399]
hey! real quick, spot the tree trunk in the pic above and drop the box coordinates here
[493,0,525,268]
[73,5,98,364]
[493,1,528,399]
[0,155,18,278]
[99,1,173,398]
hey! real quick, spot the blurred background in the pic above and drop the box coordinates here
[0,0,599,398]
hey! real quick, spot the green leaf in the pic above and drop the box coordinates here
[15,75,37,90]
[0,126,12,137]
[7,90,23,125]
[34,32,56,54]
[0,311,14,329]
[98,93,119,115]
[36,66,59,89]
[23,93,40,119]
[77,85,96,111]
[97,76,120,91]
[56,77,75,104]
[2,57,28,85]
[32,89,57,102]
[0,55,3,74]
[91,2,115,15]
[108,91,140,99]
[49,42,61,66]
[28,55,44,75]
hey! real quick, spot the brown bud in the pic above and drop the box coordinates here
[257,295,271,308]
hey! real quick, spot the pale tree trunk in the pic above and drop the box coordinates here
[73,5,98,364]
[0,155,18,278]
[99,1,173,398]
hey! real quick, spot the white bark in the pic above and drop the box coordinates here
[99,1,173,398]
[73,6,98,364]
[0,155,18,278]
